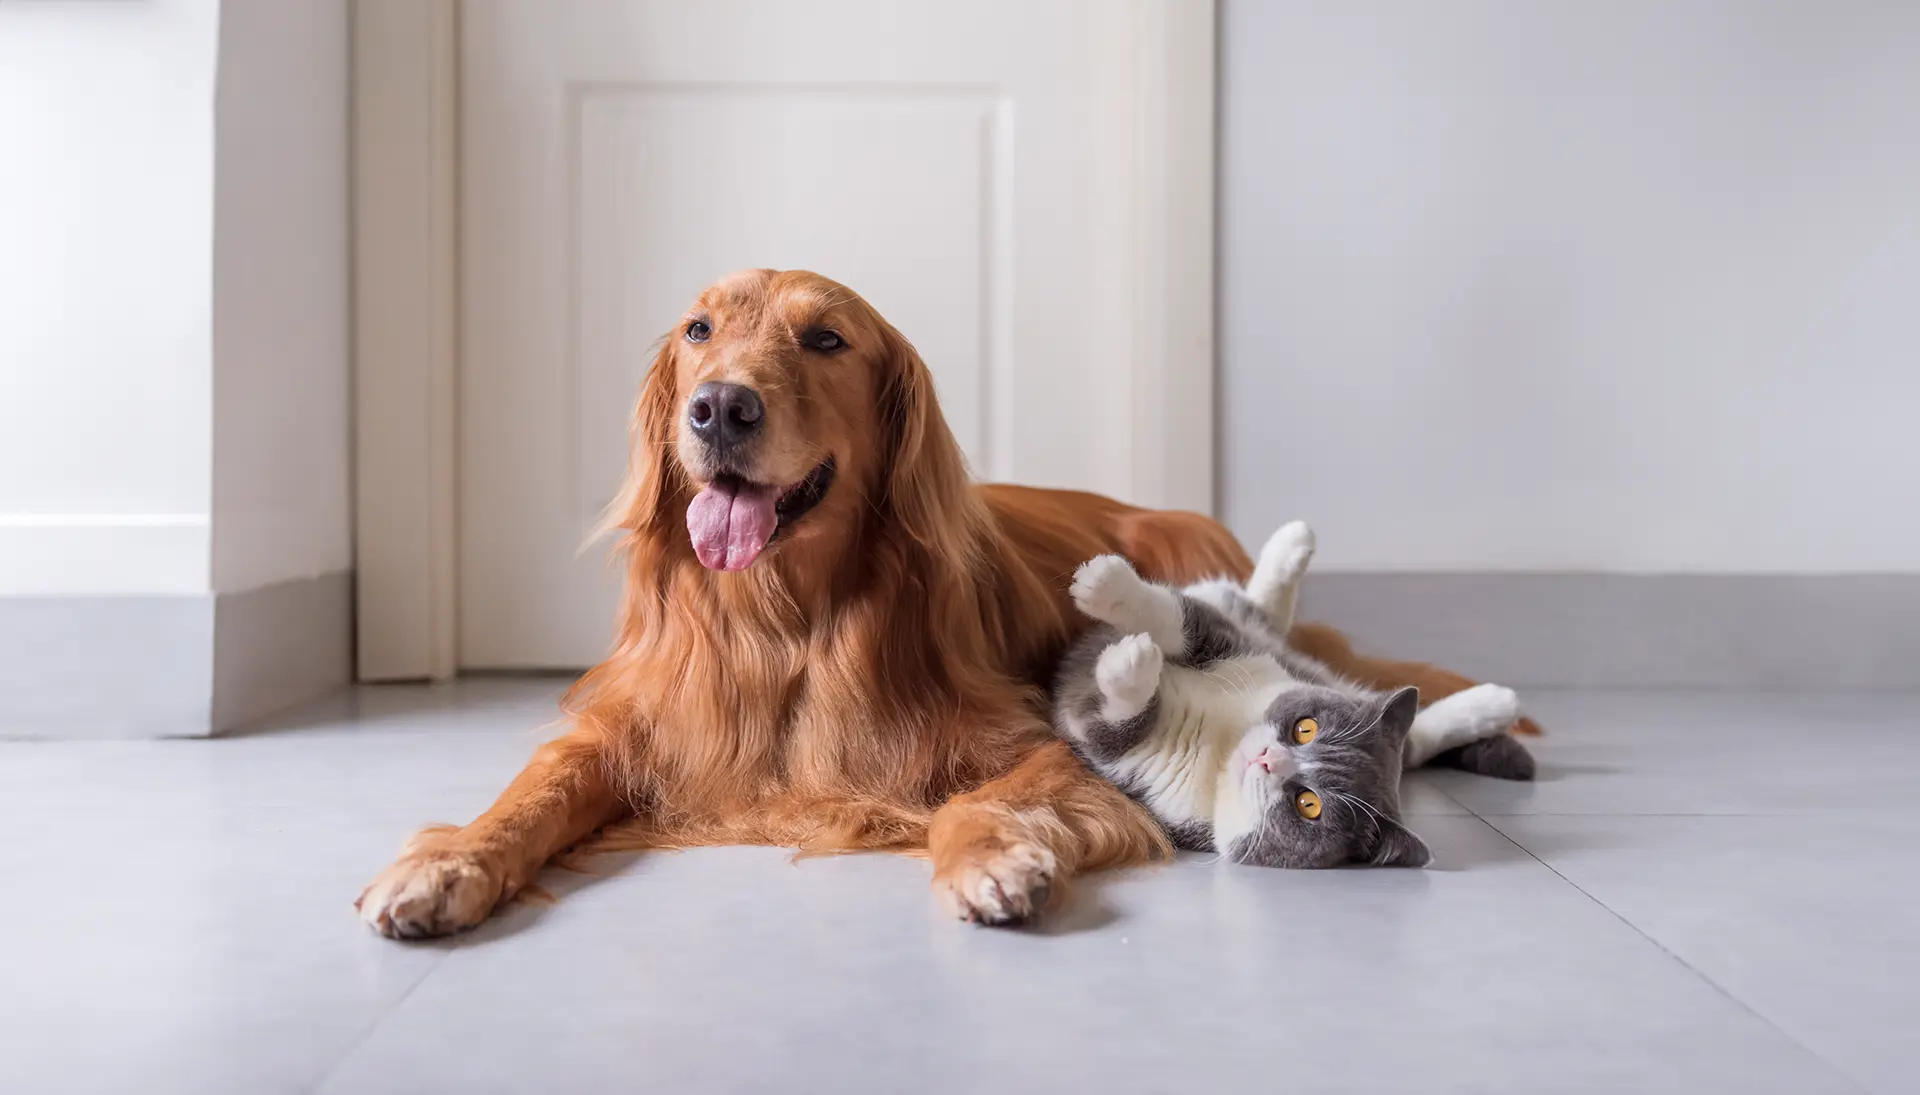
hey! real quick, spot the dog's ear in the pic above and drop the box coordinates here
[877,322,973,554]
[602,336,685,537]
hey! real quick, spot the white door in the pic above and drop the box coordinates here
[454,0,1213,670]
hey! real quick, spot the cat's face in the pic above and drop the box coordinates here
[1216,685,1431,869]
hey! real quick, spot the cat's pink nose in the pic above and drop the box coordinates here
[1254,750,1273,772]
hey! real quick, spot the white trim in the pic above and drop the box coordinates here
[1128,0,1217,516]
[0,517,210,595]
[352,0,458,681]
[352,1,1218,676]
[0,513,208,528]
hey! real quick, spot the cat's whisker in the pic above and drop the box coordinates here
[1332,789,1389,839]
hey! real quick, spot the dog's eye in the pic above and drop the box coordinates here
[803,329,844,353]
[685,320,712,343]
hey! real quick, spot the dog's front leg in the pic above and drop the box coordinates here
[357,728,629,939]
[928,738,1168,926]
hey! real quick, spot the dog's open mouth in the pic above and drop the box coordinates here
[772,457,836,534]
[686,457,835,572]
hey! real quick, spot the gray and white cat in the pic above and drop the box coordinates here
[1051,521,1531,869]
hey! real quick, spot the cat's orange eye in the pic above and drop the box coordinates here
[1292,717,1319,744]
[1294,789,1322,820]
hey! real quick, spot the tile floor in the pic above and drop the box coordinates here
[2,680,1914,1094]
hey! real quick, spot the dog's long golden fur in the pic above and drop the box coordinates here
[358,270,1530,936]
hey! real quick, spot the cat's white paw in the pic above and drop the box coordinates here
[1258,520,1316,584]
[1406,682,1524,766]
[1448,683,1521,738]
[1095,633,1163,718]
[1071,554,1147,625]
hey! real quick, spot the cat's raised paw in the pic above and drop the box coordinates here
[1095,633,1163,716]
[1071,554,1147,625]
[1258,520,1317,583]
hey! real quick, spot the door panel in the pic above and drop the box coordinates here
[459,0,1203,668]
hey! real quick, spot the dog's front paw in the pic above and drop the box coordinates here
[932,840,1059,927]
[1095,633,1163,716]
[1258,520,1317,584]
[356,828,509,940]
[1071,554,1147,626]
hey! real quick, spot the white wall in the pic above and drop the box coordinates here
[0,0,351,598]
[1220,0,1920,574]
[211,0,352,594]
[0,0,220,594]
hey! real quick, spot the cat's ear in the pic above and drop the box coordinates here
[1364,816,1432,868]
[1376,685,1420,744]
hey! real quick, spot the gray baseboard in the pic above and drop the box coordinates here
[1302,573,1920,690]
[213,570,354,730]
[4,571,1913,735]
[0,595,216,738]
[0,571,353,739]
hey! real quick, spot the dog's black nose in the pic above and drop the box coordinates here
[687,382,764,449]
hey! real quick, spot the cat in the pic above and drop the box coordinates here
[1051,520,1534,868]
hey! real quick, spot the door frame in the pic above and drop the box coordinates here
[352,0,1218,682]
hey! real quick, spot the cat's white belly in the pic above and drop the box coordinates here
[1106,656,1289,826]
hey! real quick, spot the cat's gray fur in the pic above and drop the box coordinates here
[1051,521,1533,868]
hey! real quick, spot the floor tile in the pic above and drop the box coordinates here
[320,818,1851,1095]
[0,809,449,1095]
[2,682,1903,1094]
[0,681,572,822]
[1400,771,1473,815]
[1490,812,1920,1095]
[1430,690,1920,816]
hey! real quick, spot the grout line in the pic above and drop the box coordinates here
[1418,776,1475,816]
[303,942,464,1095]
[1410,803,1920,819]
[1467,812,1876,1095]
[1410,781,1918,822]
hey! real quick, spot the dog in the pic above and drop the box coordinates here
[358,269,1532,936]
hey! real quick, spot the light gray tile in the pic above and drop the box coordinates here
[1490,813,1920,1095]
[1401,771,1473,815]
[1430,689,1920,816]
[0,681,571,821]
[0,810,448,1095]
[0,682,1900,1093]
[320,819,1850,1095]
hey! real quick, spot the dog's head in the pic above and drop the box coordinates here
[613,269,970,572]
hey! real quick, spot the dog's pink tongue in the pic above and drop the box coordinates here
[687,480,780,571]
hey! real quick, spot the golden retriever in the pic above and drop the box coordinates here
[358,269,1530,936]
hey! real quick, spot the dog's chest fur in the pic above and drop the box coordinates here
[630,602,1037,809]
